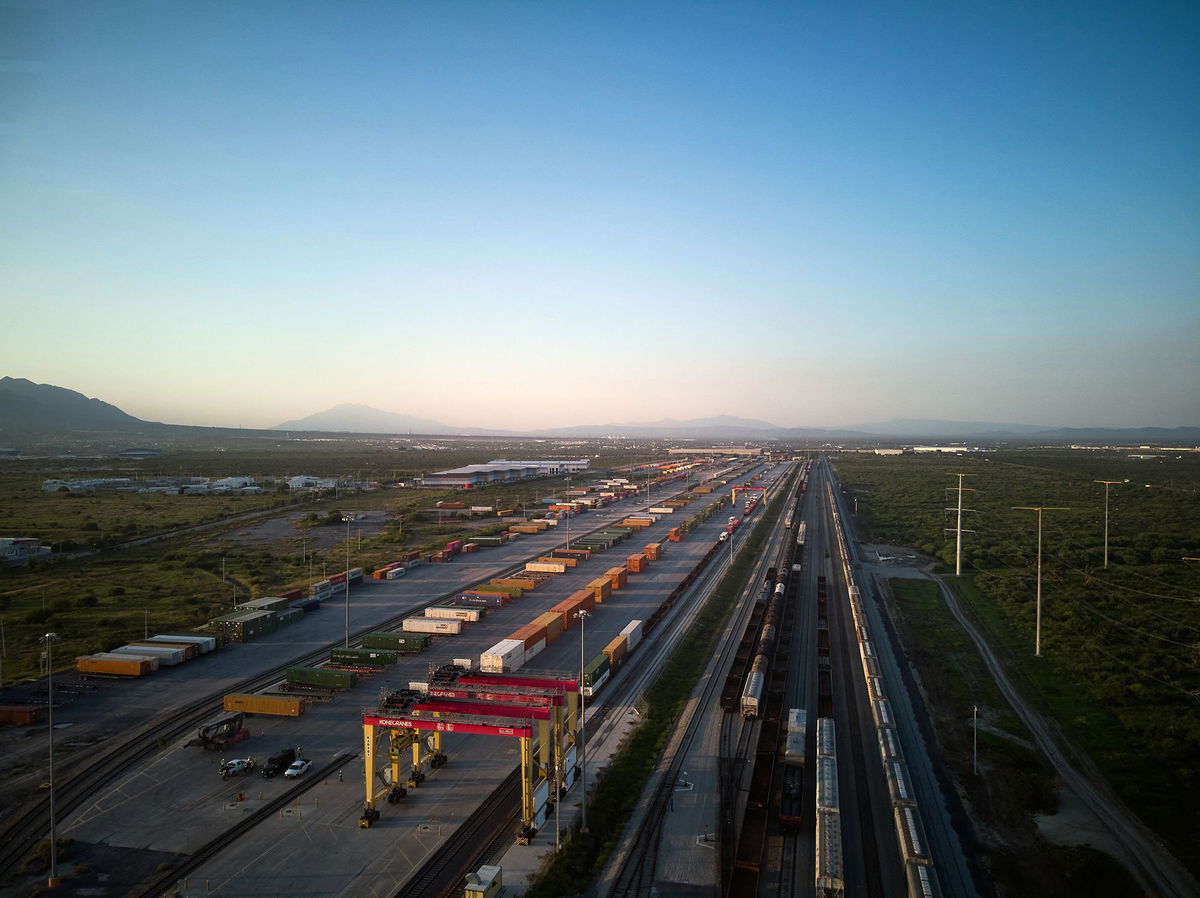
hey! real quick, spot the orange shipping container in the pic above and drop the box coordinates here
[534,611,565,643]
[509,623,548,650]
[644,543,662,561]
[493,578,538,590]
[588,577,613,602]
[223,693,305,717]
[606,567,628,589]
[541,555,577,567]
[603,635,629,667]
[627,553,647,573]
[75,655,153,676]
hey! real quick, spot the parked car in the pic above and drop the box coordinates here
[219,757,256,777]
[283,759,311,779]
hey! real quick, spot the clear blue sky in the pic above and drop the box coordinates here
[2,1,1197,430]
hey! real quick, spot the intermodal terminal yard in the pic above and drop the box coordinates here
[2,458,795,896]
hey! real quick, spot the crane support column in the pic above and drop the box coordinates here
[359,723,381,827]
[520,734,535,830]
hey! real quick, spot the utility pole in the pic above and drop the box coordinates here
[1094,480,1121,569]
[972,705,979,775]
[1013,506,1068,657]
[945,473,976,576]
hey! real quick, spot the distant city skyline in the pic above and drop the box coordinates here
[2,3,1197,430]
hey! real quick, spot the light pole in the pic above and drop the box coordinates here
[1094,480,1121,569]
[565,476,571,552]
[1013,506,1068,657]
[342,514,353,648]
[946,473,975,577]
[574,608,590,833]
[972,705,979,775]
[41,632,60,888]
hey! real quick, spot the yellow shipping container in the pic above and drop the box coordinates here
[223,693,305,717]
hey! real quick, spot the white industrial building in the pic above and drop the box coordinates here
[1,537,52,566]
[422,459,589,489]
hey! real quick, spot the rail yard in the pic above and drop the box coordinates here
[0,453,996,897]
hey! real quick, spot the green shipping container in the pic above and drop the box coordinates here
[583,652,611,687]
[286,666,356,689]
[361,632,432,653]
[331,647,398,668]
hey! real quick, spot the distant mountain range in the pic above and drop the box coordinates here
[0,377,153,431]
[273,404,465,435]
[2,378,1198,445]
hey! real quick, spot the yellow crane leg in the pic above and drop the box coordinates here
[359,723,381,828]
[519,734,534,842]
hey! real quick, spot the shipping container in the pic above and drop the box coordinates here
[0,704,46,725]
[619,619,644,652]
[583,653,610,696]
[648,506,675,514]
[480,583,524,597]
[112,644,185,666]
[588,577,613,603]
[426,605,484,622]
[533,611,565,644]
[643,543,662,561]
[509,622,548,650]
[362,632,431,653]
[386,567,406,580]
[152,634,217,653]
[129,639,198,660]
[331,647,398,667]
[539,555,576,567]
[492,577,537,591]
[523,638,547,661]
[605,567,628,589]
[627,554,647,573]
[603,635,628,667]
[454,593,509,608]
[75,654,156,676]
[481,639,525,673]
[526,561,566,574]
[277,608,303,625]
[237,596,290,614]
[223,693,305,717]
[286,666,356,689]
[403,617,463,635]
[668,527,682,542]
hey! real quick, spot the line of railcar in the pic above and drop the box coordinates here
[828,488,941,898]
[814,716,844,897]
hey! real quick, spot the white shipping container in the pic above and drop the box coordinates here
[619,619,644,652]
[404,559,422,569]
[401,617,463,635]
[452,657,473,670]
[648,506,675,514]
[93,651,160,671]
[111,644,185,666]
[151,634,217,653]
[531,518,559,527]
[425,606,482,622]
[386,567,406,579]
[526,562,566,573]
[481,639,525,673]
[522,638,546,661]
[408,681,429,693]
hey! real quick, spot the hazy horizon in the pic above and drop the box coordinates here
[2,3,1197,431]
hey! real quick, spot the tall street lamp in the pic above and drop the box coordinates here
[1013,506,1068,657]
[41,632,61,889]
[341,514,354,648]
[574,608,590,833]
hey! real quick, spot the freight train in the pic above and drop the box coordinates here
[827,484,942,898]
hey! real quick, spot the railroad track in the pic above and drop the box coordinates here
[609,466,798,897]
